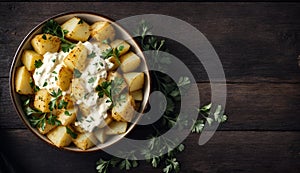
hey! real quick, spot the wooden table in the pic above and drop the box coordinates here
[1,2,300,173]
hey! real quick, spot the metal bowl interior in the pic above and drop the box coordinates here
[9,12,150,152]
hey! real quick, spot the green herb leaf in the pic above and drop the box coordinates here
[66,127,77,139]
[88,51,96,59]
[101,48,113,59]
[102,39,108,44]
[47,113,61,126]
[74,68,82,78]
[78,19,84,24]
[58,100,68,109]
[88,77,96,84]
[42,19,75,52]
[42,34,47,40]
[34,59,43,68]
[64,110,71,116]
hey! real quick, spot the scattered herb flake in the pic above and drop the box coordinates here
[66,127,77,139]
[74,68,82,78]
[88,51,96,59]
[34,59,43,68]
[88,77,96,83]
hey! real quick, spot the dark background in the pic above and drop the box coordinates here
[1,2,300,173]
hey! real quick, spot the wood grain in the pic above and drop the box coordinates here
[0,130,299,173]
[1,2,300,82]
[2,77,300,130]
[0,2,300,173]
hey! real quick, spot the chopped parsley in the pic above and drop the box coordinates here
[66,127,77,139]
[102,39,108,44]
[43,82,48,87]
[64,110,71,116]
[78,19,84,24]
[34,59,43,68]
[74,68,82,78]
[42,34,47,40]
[88,77,96,84]
[88,51,96,59]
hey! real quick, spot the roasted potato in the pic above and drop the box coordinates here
[63,42,87,71]
[57,65,73,91]
[123,72,144,92]
[119,52,141,73]
[61,17,90,42]
[33,89,51,112]
[15,66,33,95]
[112,94,135,122]
[73,133,97,150]
[131,90,143,101]
[57,108,77,126]
[71,78,86,100]
[21,50,43,71]
[31,34,61,55]
[98,113,113,128]
[105,121,128,135]
[90,21,115,42]
[110,39,130,56]
[38,122,56,135]
[59,94,74,109]
[47,126,73,147]
[93,128,107,143]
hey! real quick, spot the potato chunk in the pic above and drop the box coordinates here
[112,94,135,122]
[71,78,86,100]
[94,129,107,143]
[110,39,130,56]
[31,34,61,55]
[131,90,143,101]
[61,17,90,42]
[98,114,113,128]
[57,65,73,91]
[105,121,128,135]
[47,126,73,148]
[90,21,115,42]
[63,42,87,71]
[15,66,33,95]
[57,108,77,126]
[38,122,56,135]
[123,72,144,92]
[73,133,97,150]
[21,50,43,71]
[33,89,51,112]
[120,52,141,72]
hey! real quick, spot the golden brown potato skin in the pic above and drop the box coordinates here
[15,66,33,95]
[61,17,91,42]
[63,43,87,71]
[90,21,115,42]
[57,66,73,91]
[33,89,51,112]
[21,50,43,72]
[47,126,73,148]
[31,34,61,55]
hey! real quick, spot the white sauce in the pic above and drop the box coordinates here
[33,41,114,132]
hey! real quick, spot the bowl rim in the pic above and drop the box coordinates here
[9,11,151,153]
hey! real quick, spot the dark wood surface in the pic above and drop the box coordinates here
[1,2,300,173]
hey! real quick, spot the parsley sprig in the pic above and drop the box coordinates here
[42,19,75,52]
[22,97,61,131]
[101,45,124,64]
[96,20,228,173]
